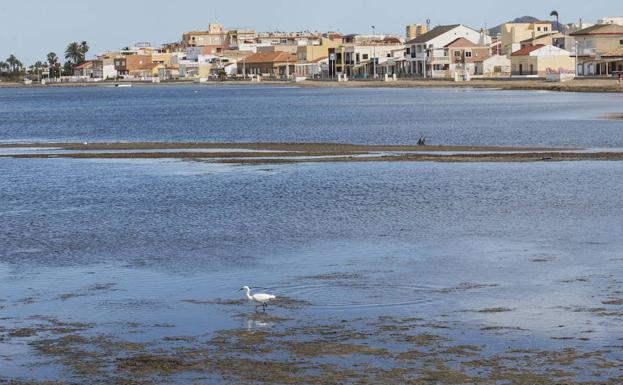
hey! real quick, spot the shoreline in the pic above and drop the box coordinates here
[1,77,623,93]
[0,142,565,152]
[3,142,623,163]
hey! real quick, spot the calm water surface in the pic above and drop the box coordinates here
[0,86,622,381]
[1,85,623,147]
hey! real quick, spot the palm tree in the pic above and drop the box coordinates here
[550,10,560,32]
[6,55,18,72]
[79,41,89,59]
[65,42,83,65]
[15,59,23,72]
[47,52,58,66]
[0,61,8,74]
[47,52,59,77]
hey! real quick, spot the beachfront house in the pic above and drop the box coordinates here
[571,23,623,76]
[481,55,512,77]
[240,51,298,78]
[445,38,491,77]
[73,61,95,78]
[510,44,574,77]
[405,24,491,78]
[328,36,405,78]
[114,55,161,79]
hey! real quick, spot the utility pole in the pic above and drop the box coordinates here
[575,40,579,77]
[371,25,377,79]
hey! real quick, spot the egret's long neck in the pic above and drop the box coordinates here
[245,289,253,300]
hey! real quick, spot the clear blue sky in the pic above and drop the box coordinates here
[0,0,615,64]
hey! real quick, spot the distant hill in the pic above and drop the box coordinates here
[488,16,566,36]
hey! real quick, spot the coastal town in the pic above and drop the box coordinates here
[3,3,623,384]
[1,13,623,85]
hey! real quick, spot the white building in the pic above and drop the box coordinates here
[405,24,491,77]
[328,43,405,78]
[597,17,623,26]
[480,55,511,77]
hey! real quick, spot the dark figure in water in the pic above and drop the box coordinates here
[418,137,427,146]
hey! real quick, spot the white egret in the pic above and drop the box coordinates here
[239,286,276,311]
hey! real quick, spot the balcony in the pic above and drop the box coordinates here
[428,56,450,64]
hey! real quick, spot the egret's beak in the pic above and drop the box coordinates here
[238,288,244,292]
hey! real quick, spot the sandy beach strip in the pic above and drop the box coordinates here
[3,142,623,162]
[2,78,623,93]
[0,142,566,152]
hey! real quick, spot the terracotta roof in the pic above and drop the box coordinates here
[571,23,623,36]
[244,51,298,64]
[444,37,480,48]
[511,44,545,56]
[75,61,93,69]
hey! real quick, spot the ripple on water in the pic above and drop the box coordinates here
[273,283,437,310]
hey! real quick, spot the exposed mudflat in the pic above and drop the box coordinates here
[5,142,621,163]
[2,298,623,384]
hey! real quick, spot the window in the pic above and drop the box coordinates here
[465,51,472,58]
[362,54,369,60]
[454,50,461,57]
[537,27,541,32]
[620,40,623,46]
[544,27,549,31]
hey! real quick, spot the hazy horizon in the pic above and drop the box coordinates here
[0,0,617,65]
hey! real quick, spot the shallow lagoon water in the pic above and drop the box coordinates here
[1,85,623,147]
[1,157,623,381]
[1,86,623,382]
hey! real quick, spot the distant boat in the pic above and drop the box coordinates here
[114,83,132,88]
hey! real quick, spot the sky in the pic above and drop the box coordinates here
[0,0,616,65]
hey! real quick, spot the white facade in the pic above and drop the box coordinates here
[406,25,491,77]
[597,17,623,26]
[102,64,117,79]
[481,55,511,76]
[526,45,571,57]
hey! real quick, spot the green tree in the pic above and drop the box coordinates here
[6,54,21,72]
[63,61,74,76]
[47,52,59,77]
[65,42,83,65]
[79,41,89,58]
[0,61,8,74]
